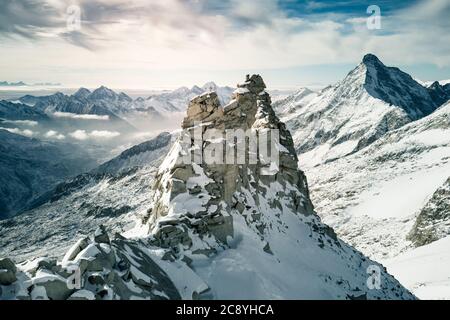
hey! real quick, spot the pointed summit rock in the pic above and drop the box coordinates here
[142,75,314,253]
[89,86,117,100]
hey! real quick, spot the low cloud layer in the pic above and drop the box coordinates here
[52,112,110,120]
[69,129,120,140]
[45,130,65,140]
[0,127,35,137]
[0,119,38,126]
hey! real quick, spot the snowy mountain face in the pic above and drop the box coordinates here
[384,235,450,300]
[272,88,317,120]
[0,75,414,300]
[279,54,445,166]
[0,101,49,121]
[427,81,450,108]
[0,132,174,262]
[301,100,450,262]
[272,55,450,299]
[0,130,98,219]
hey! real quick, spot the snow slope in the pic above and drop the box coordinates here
[297,96,450,262]
[384,235,450,300]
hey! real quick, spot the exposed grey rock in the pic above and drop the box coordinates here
[0,258,17,285]
[408,177,450,247]
[94,225,110,244]
[36,278,74,300]
[263,242,273,255]
[0,258,16,273]
[68,289,96,300]
[143,74,320,256]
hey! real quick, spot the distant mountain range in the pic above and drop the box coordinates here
[0,81,61,87]
[5,82,233,120]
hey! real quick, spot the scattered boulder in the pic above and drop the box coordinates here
[263,242,273,255]
[68,289,96,300]
[94,225,110,244]
[0,258,17,285]
[62,237,89,263]
[33,276,73,300]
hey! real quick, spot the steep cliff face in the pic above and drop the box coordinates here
[0,75,415,300]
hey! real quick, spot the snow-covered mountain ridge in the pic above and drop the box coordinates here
[278,54,448,166]
[0,75,414,300]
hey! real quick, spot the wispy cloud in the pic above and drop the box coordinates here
[0,119,38,126]
[69,129,120,140]
[52,112,109,120]
[0,0,64,39]
[89,130,120,138]
[69,129,89,140]
[0,127,35,137]
[45,130,65,140]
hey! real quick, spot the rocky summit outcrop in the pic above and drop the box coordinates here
[141,74,317,255]
[0,75,415,300]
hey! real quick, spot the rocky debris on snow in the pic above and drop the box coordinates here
[0,225,184,300]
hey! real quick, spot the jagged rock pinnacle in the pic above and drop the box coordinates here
[144,74,316,254]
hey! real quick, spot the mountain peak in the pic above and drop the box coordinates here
[73,87,91,99]
[237,74,266,94]
[90,86,117,99]
[362,53,384,66]
[201,81,218,91]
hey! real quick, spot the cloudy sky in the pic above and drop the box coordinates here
[0,0,449,89]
